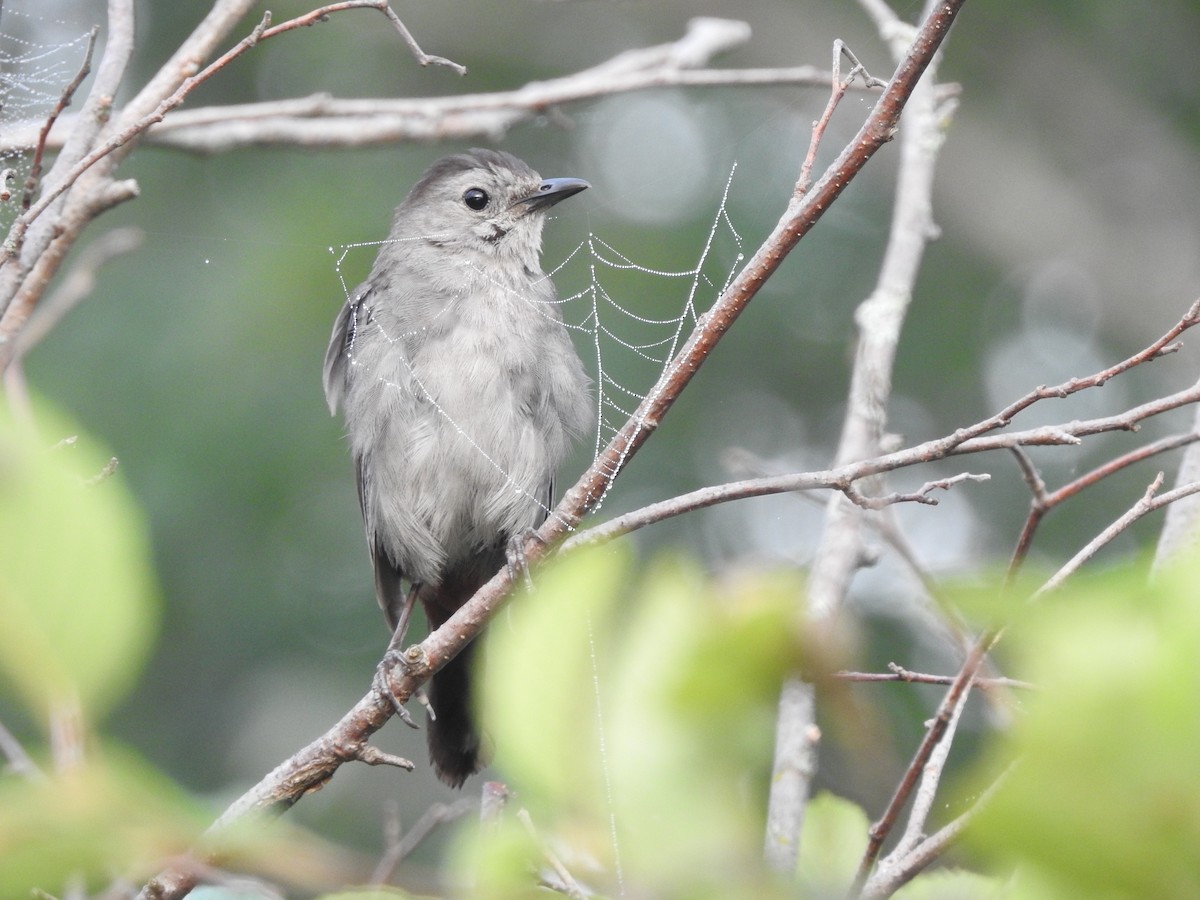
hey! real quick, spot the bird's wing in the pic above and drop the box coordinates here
[356,453,407,630]
[323,287,370,416]
[539,476,555,528]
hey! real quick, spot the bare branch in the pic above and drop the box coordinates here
[836,666,1035,691]
[0,1,462,277]
[0,0,136,321]
[2,226,143,382]
[354,745,414,771]
[1035,475,1200,597]
[20,25,98,212]
[0,179,138,360]
[35,0,136,211]
[981,298,1200,429]
[862,765,1012,898]
[0,717,43,780]
[137,687,397,899]
[851,628,999,893]
[850,452,1200,891]
[564,332,1200,553]
[370,799,474,885]
[1153,405,1200,568]
[797,41,887,195]
[875,678,972,882]
[864,768,1012,900]
[0,21,846,156]
[519,808,589,900]
[256,1,464,75]
[1008,432,1200,580]
[0,11,272,271]
[842,472,990,509]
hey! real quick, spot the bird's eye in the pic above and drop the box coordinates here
[463,188,489,211]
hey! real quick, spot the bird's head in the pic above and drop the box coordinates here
[392,148,589,267]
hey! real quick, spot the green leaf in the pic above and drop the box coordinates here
[480,542,629,809]
[0,742,344,897]
[0,745,204,895]
[796,792,869,895]
[0,401,158,722]
[962,557,1200,897]
[476,549,811,896]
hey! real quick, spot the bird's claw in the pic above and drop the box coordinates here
[373,649,420,730]
[506,529,545,592]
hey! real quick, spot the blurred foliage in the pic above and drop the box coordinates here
[0,746,205,896]
[0,398,157,721]
[465,546,971,897]
[474,546,803,895]
[0,401,343,896]
[962,555,1200,899]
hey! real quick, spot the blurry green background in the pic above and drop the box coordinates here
[4,0,1200,875]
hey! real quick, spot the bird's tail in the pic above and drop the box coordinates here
[419,562,496,787]
[425,638,483,787]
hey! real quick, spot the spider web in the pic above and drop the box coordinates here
[0,2,93,232]
[329,164,745,530]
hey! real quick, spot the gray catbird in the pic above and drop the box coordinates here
[323,149,591,786]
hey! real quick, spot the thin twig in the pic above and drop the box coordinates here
[370,799,474,885]
[883,679,973,870]
[561,390,1199,550]
[0,717,43,779]
[1034,475,1200,597]
[1,226,143,384]
[20,26,99,212]
[258,1,463,73]
[519,808,589,899]
[850,627,999,893]
[842,472,990,509]
[836,666,1035,691]
[861,765,1012,898]
[355,745,414,770]
[0,178,138,364]
[1006,432,1200,580]
[797,41,887,194]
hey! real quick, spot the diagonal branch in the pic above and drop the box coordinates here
[851,463,1200,892]
[1034,474,1200,597]
[561,360,1200,550]
[1008,431,1200,579]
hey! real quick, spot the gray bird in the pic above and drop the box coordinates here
[323,149,591,786]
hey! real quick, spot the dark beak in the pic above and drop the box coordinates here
[513,177,590,212]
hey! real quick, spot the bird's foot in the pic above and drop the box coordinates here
[373,648,420,730]
[506,529,546,592]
